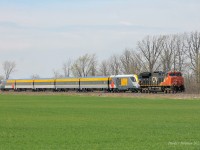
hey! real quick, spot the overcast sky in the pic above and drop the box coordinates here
[0,0,200,78]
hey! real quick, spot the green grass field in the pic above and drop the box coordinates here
[0,95,200,150]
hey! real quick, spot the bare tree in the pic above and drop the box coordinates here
[31,74,40,79]
[185,31,200,92]
[109,54,121,75]
[52,69,63,78]
[120,49,143,74]
[2,61,16,79]
[71,54,97,77]
[0,75,4,80]
[132,52,144,74]
[63,59,72,77]
[160,35,176,72]
[137,35,165,73]
[174,34,187,72]
[89,56,97,76]
[98,60,110,76]
[120,49,134,74]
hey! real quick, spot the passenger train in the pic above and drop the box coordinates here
[0,71,185,93]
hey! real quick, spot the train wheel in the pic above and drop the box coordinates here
[170,86,175,94]
[175,87,177,93]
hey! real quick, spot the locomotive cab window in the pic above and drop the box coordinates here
[176,73,182,76]
[169,73,175,76]
[169,73,182,76]
[130,77,136,82]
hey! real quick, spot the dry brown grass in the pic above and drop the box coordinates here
[1,91,200,100]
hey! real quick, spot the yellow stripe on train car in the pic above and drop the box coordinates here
[15,80,34,83]
[6,80,16,83]
[56,78,79,82]
[34,79,55,83]
[80,78,108,82]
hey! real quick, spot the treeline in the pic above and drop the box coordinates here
[1,31,200,93]
[59,31,200,93]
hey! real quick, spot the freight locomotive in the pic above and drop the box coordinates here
[0,71,185,93]
[139,71,185,93]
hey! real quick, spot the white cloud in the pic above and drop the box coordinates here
[119,21,134,26]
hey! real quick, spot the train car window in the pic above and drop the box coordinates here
[80,81,106,85]
[35,82,54,85]
[56,81,78,85]
[16,82,33,85]
[130,77,136,82]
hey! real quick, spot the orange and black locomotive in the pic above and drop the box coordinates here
[139,71,185,93]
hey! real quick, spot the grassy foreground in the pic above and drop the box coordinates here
[0,95,200,150]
